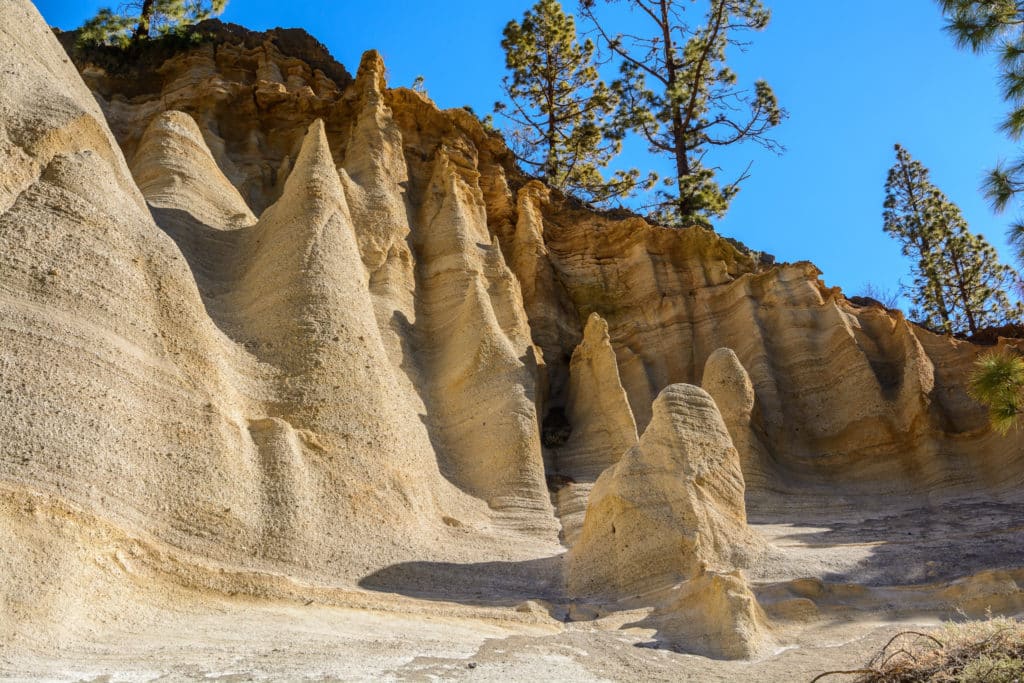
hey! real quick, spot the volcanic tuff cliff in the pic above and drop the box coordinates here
[5,1,1024,677]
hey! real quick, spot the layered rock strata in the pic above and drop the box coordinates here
[3,0,1024,665]
[551,312,638,546]
[59,14,1024,502]
[701,347,774,502]
[636,570,773,659]
[569,384,763,600]
[1,4,559,641]
[568,383,769,656]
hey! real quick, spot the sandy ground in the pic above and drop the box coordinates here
[5,493,1022,682]
[0,598,926,682]
[750,495,1024,586]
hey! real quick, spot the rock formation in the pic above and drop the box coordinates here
[0,1,554,614]
[4,0,1024,674]
[568,383,769,656]
[701,347,774,502]
[569,384,763,597]
[46,7,1024,506]
[552,312,638,546]
[552,313,638,544]
[562,313,640,478]
[633,570,773,660]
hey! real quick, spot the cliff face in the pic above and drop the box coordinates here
[5,2,1024,671]
[62,14,1023,501]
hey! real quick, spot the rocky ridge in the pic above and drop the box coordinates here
[4,2,1024,676]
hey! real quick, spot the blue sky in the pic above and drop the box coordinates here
[36,0,1016,303]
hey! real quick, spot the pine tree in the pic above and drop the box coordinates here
[495,0,642,205]
[939,0,1024,265]
[579,0,785,226]
[970,349,1024,433]
[883,144,1023,335]
[942,224,1023,333]
[78,0,228,47]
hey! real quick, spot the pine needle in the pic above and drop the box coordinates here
[969,351,1024,434]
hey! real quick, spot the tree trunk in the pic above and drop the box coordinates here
[898,156,952,331]
[658,1,689,219]
[947,243,979,335]
[544,45,557,185]
[135,0,156,40]
[669,0,727,222]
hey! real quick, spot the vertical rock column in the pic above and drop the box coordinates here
[569,383,770,658]
[412,141,557,538]
[503,181,580,413]
[701,347,774,503]
[226,119,471,568]
[552,313,638,545]
[339,50,419,374]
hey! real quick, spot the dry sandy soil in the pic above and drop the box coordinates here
[7,495,1022,681]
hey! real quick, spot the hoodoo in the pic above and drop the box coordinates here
[568,383,763,598]
[5,0,1024,678]
[552,312,638,546]
[701,347,774,501]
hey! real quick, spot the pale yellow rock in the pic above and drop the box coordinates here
[701,347,773,500]
[702,348,756,432]
[568,383,770,659]
[637,570,774,660]
[0,5,554,635]
[57,0,1024,504]
[563,313,639,480]
[569,383,764,600]
[504,181,579,409]
[339,50,417,319]
[1,0,267,643]
[553,312,638,546]
[215,118,504,566]
[128,109,258,309]
[411,143,556,536]
[130,110,256,230]
[6,0,1024,675]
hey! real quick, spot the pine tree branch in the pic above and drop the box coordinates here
[680,1,727,141]
[582,8,670,86]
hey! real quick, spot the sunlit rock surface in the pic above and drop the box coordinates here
[4,1,1024,676]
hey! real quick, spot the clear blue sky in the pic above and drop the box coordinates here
[35,0,1016,303]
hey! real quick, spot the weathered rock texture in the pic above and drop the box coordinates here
[1,3,556,641]
[568,383,768,655]
[553,312,638,546]
[701,347,774,501]
[4,0,1024,669]
[633,570,773,660]
[53,14,1024,505]
[569,384,763,599]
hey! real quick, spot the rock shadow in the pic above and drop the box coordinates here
[768,497,1024,586]
[358,554,570,614]
[389,309,473,497]
[148,205,250,344]
[391,309,552,509]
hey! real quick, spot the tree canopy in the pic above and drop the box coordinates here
[939,0,1024,265]
[495,0,644,205]
[883,144,1022,335]
[580,0,785,226]
[79,0,228,47]
[970,350,1024,433]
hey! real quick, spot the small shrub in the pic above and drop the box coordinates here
[959,654,1024,683]
[812,617,1024,682]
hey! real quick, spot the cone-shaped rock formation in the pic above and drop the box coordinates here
[702,347,774,502]
[569,383,764,600]
[6,0,1024,672]
[553,312,638,546]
